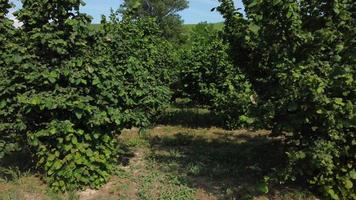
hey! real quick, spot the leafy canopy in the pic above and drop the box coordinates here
[0,0,23,159]
[0,0,171,191]
[218,0,355,199]
[120,0,189,42]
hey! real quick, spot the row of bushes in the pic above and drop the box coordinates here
[173,23,254,129]
[217,0,355,199]
[1,0,354,198]
[0,0,170,191]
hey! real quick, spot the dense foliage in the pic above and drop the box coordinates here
[1,0,354,197]
[218,0,355,199]
[178,23,253,128]
[179,23,225,105]
[0,0,170,191]
[0,0,24,159]
[96,14,171,128]
[119,0,189,42]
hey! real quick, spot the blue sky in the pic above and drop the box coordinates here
[81,0,244,24]
[11,0,244,24]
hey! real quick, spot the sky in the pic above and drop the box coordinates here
[10,0,244,24]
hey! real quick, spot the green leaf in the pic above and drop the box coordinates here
[256,182,269,194]
[335,98,345,106]
[248,23,260,34]
[48,154,55,161]
[53,160,63,170]
[30,97,40,105]
[75,111,83,119]
[93,77,100,85]
[287,10,293,19]
[350,170,356,180]
[326,188,339,200]
[72,136,78,145]
[0,100,6,109]
[247,1,258,8]
[272,0,281,6]
[344,179,353,189]
[50,128,57,135]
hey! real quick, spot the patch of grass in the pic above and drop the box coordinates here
[0,175,80,200]
[120,128,150,148]
[146,127,317,200]
[137,171,195,200]
[0,121,318,200]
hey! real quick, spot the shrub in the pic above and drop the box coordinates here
[0,0,24,159]
[179,23,226,105]
[7,0,121,191]
[95,13,172,128]
[218,0,355,199]
[179,23,253,128]
[0,0,170,191]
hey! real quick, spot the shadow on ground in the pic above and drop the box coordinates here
[0,151,35,181]
[146,130,308,200]
[156,107,225,129]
